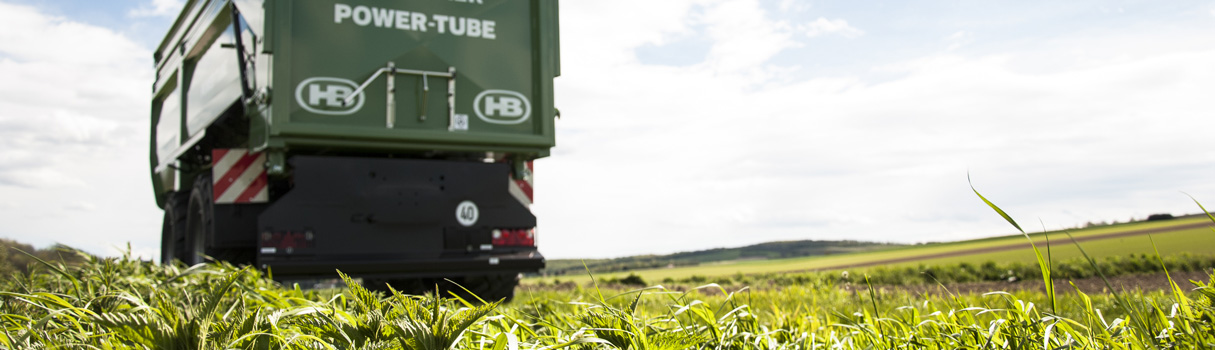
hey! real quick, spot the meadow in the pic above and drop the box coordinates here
[1,195,1213,348]
[1,245,1212,349]
[534,216,1215,286]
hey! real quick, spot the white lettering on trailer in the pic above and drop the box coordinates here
[483,21,495,39]
[332,3,496,39]
[309,84,352,107]
[484,96,524,117]
[296,77,365,115]
[473,90,531,124]
[413,12,427,31]
[372,7,393,27]
[334,4,351,23]
[352,6,371,26]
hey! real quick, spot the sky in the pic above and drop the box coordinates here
[0,0,1213,260]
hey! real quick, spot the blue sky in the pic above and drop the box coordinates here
[3,0,178,46]
[1,0,1214,260]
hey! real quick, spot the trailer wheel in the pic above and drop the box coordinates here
[460,274,519,303]
[184,174,215,265]
[159,191,189,265]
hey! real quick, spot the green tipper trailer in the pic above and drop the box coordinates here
[150,0,559,300]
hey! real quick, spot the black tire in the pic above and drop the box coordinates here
[160,191,189,265]
[459,274,519,303]
[184,173,215,265]
[367,274,519,303]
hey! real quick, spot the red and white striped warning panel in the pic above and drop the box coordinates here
[508,161,533,207]
[211,149,268,204]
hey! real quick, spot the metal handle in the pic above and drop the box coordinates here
[420,72,429,122]
[386,62,396,128]
[343,63,456,128]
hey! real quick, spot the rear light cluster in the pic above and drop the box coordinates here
[259,230,315,254]
[492,228,535,247]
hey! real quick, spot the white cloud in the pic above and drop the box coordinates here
[560,0,701,66]
[129,0,185,18]
[0,2,162,257]
[802,17,864,38]
[543,1,1215,258]
[778,0,810,13]
[0,168,86,189]
[561,0,801,85]
[946,31,974,51]
[65,201,96,212]
[698,0,801,75]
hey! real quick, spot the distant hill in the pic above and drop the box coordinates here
[0,238,90,276]
[541,240,904,276]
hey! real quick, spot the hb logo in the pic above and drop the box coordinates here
[474,90,531,124]
[295,77,364,115]
[484,96,525,118]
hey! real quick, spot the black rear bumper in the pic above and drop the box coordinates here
[255,155,543,279]
[261,250,544,279]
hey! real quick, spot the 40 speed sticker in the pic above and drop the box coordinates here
[455,200,479,227]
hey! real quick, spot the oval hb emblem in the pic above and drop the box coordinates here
[295,77,365,115]
[473,90,531,125]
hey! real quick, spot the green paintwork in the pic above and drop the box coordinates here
[261,0,558,152]
[150,0,560,206]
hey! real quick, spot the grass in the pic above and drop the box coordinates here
[904,226,1215,267]
[2,188,1213,348]
[534,216,1214,285]
[2,251,1212,349]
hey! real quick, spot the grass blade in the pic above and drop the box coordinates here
[1061,230,1160,350]
[969,177,1055,313]
[968,174,1023,233]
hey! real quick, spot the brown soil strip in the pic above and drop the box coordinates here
[800,221,1213,273]
[526,270,1214,296]
[842,270,1214,296]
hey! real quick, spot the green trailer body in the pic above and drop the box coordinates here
[149,0,558,299]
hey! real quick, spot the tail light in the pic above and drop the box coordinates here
[492,228,535,247]
[259,229,315,254]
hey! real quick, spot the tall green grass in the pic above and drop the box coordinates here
[0,193,1212,348]
[582,252,1215,290]
[969,184,1215,349]
[1,245,1212,348]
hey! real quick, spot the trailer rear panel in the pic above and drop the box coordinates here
[257,0,559,155]
[152,0,559,199]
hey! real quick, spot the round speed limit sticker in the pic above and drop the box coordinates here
[455,200,479,227]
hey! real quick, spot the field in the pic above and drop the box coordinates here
[2,244,1213,348]
[541,240,905,276]
[2,200,1214,348]
[533,216,1215,285]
